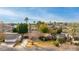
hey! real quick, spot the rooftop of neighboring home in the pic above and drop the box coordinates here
[0,21,14,32]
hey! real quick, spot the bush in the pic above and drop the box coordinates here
[57,38,66,44]
[51,34,56,41]
[49,27,62,35]
[74,43,79,46]
[39,34,56,41]
[12,28,17,32]
[56,34,67,44]
[46,35,53,40]
[57,27,62,34]
[53,41,60,47]
[39,36,48,41]
[49,28,57,35]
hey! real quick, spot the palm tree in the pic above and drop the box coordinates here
[24,17,30,33]
[24,17,28,23]
[37,21,42,30]
[24,17,32,33]
[33,21,35,24]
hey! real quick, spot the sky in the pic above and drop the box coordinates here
[0,7,79,23]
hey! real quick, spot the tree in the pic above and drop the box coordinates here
[57,27,62,34]
[37,21,44,30]
[33,21,36,24]
[49,28,57,35]
[40,27,49,33]
[24,17,29,33]
[24,17,28,23]
[38,22,49,33]
[16,23,28,42]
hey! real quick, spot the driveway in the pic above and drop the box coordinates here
[5,32,20,44]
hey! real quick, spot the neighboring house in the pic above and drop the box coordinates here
[3,24,13,32]
[28,24,38,32]
[0,21,13,32]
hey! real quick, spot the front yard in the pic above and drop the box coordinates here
[25,40,79,51]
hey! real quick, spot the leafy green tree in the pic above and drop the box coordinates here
[17,23,28,34]
[41,27,49,33]
[38,22,49,33]
[16,23,28,42]
[37,21,44,30]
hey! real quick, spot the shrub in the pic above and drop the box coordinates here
[12,28,17,32]
[57,27,62,34]
[56,34,67,44]
[49,27,62,35]
[39,34,56,41]
[49,28,57,35]
[51,34,56,41]
[39,36,48,41]
[46,35,53,40]
[57,38,66,44]
[74,43,79,46]
[53,41,60,47]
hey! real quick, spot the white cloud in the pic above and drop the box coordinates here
[0,8,65,23]
[0,8,18,17]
